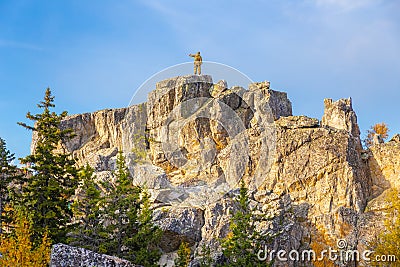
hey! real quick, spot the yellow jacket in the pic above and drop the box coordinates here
[190,54,202,63]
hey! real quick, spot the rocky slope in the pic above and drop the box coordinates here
[43,75,400,266]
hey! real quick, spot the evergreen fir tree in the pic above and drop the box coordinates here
[129,189,162,266]
[101,150,141,258]
[17,88,79,244]
[102,150,162,265]
[68,164,106,252]
[219,179,267,267]
[0,137,19,233]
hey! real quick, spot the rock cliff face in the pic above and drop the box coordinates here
[41,75,400,266]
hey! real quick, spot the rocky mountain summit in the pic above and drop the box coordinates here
[44,75,400,266]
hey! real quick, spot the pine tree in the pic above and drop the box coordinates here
[175,241,191,267]
[68,164,106,252]
[219,179,267,267]
[0,137,19,233]
[0,207,51,267]
[17,88,79,244]
[101,150,141,258]
[101,150,162,265]
[130,189,162,266]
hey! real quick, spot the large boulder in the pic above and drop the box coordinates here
[50,244,140,267]
[248,81,292,120]
[153,206,205,252]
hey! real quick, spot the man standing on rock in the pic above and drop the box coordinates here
[189,51,202,75]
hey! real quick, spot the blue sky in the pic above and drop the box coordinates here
[0,0,399,160]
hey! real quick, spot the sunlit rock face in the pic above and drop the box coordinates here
[44,75,400,266]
